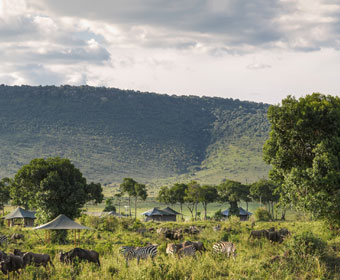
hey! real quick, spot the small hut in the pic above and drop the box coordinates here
[4,207,36,227]
[141,207,181,222]
[222,207,252,221]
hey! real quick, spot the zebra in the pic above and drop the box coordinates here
[212,241,236,259]
[120,245,158,265]
[0,235,8,247]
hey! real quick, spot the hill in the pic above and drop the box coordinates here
[0,85,270,189]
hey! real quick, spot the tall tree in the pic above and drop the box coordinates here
[0,178,11,215]
[120,178,137,217]
[133,183,148,220]
[171,183,187,214]
[250,179,279,217]
[199,185,218,220]
[263,93,340,227]
[10,157,103,223]
[114,191,122,214]
[218,179,247,216]
[185,181,201,220]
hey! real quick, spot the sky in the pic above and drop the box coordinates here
[0,0,340,104]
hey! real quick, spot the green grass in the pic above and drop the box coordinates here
[0,218,338,280]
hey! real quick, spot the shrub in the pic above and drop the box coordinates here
[255,208,272,221]
[288,231,327,257]
[213,210,224,221]
[99,216,118,232]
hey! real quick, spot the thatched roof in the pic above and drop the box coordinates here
[34,214,90,230]
[4,207,36,220]
[162,207,181,215]
[141,207,181,217]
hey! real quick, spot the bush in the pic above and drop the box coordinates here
[288,232,327,258]
[255,208,272,221]
[213,209,224,221]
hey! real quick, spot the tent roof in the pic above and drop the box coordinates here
[141,207,169,216]
[4,207,36,220]
[161,207,181,215]
[222,207,252,217]
[34,214,90,230]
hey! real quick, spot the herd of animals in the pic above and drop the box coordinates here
[0,225,290,277]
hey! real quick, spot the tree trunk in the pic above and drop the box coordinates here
[204,203,207,220]
[134,196,137,220]
[246,201,248,212]
[128,197,131,217]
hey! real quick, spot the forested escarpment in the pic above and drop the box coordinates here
[0,85,270,186]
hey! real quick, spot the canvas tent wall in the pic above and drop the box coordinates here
[222,207,252,221]
[4,207,36,227]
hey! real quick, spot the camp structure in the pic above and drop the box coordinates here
[221,207,252,221]
[4,207,36,227]
[141,207,181,222]
[34,214,91,245]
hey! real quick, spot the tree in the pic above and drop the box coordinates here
[114,191,122,214]
[103,198,116,212]
[250,179,279,218]
[10,157,103,223]
[120,178,136,217]
[120,178,148,219]
[0,178,11,215]
[199,185,218,220]
[157,186,173,204]
[171,183,187,214]
[133,183,147,220]
[185,181,201,220]
[263,93,340,227]
[218,179,247,216]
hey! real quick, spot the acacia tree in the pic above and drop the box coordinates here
[199,185,218,220]
[264,93,340,227]
[171,183,187,214]
[250,179,279,218]
[133,183,148,220]
[185,181,201,220]
[10,157,103,223]
[218,179,247,216]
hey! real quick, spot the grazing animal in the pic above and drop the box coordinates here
[0,255,24,275]
[59,248,100,266]
[23,252,54,268]
[279,228,290,237]
[192,241,206,254]
[166,243,182,255]
[0,251,7,262]
[13,249,25,257]
[249,230,269,240]
[0,235,8,246]
[267,231,283,243]
[212,241,237,259]
[120,245,158,265]
[177,245,196,258]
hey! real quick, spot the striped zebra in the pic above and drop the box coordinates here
[120,245,158,265]
[212,241,236,259]
[0,234,7,246]
[177,245,196,258]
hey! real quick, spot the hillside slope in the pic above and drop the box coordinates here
[0,85,270,187]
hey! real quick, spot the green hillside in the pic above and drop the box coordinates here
[0,85,270,187]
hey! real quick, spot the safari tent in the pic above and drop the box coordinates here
[34,214,90,244]
[4,207,36,227]
[222,207,252,221]
[141,207,181,222]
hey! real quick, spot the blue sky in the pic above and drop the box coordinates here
[1,0,340,103]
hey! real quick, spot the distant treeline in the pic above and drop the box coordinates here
[0,85,270,185]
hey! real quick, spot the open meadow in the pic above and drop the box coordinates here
[0,214,339,280]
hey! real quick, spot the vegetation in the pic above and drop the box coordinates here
[264,93,340,227]
[0,215,338,280]
[9,157,103,223]
[0,85,270,186]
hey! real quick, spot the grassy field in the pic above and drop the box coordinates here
[0,213,338,279]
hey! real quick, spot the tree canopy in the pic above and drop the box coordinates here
[263,93,340,227]
[10,157,103,223]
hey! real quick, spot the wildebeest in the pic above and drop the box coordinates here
[0,255,24,275]
[267,231,283,243]
[279,228,290,237]
[13,249,25,257]
[23,252,54,268]
[182,241,206,254]
[249,229,269,240]
[177,245,196,258]
[166,243,182,255]
[0,251,7,262]
[59,248,100,266]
